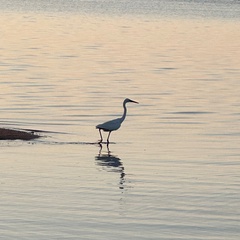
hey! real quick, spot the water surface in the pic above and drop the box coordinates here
[0,1,240,239]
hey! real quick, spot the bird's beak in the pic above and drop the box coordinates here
[130,99,139,104]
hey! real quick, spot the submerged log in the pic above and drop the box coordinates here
[0,128,40,140]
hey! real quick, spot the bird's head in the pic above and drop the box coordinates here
[124,98,139,104]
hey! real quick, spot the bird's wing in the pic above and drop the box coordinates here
[96,118,121,131]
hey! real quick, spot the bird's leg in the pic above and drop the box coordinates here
[107,131,111,144]
[98,129,103,143]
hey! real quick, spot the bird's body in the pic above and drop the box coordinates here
[96,118,122,132]
[96,98,138,144]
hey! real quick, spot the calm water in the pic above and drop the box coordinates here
[0,0,240,239]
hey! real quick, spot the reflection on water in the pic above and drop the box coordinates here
[95,143,125,189]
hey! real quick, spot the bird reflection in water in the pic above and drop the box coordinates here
[96,143,125,189]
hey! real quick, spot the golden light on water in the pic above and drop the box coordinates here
[1,5,240,239]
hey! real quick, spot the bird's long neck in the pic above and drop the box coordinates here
[120,102,127,123]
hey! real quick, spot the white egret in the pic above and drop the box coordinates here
[96,98,138,144]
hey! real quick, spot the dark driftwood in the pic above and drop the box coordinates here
[0,128,40,140]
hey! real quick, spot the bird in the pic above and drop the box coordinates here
[96,98,139,144]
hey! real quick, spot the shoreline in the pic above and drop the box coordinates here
[0,128,40,140]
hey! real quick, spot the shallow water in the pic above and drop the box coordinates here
[0,0,240,239]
